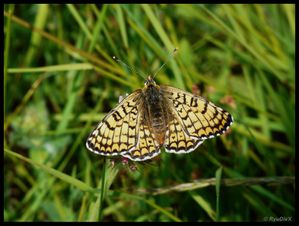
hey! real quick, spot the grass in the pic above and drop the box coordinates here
[4,4,295,222]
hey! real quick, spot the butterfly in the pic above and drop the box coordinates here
[86,75,233,161]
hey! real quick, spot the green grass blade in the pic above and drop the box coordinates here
[8,63,94,74]
[67,4,93,40]
[24,4,49,66]
[115,5,128,49]
[215,167,222,221]
[4,149,93,192]
[4,4,14,121]
[141,4,173,50]
[191,192,216,221]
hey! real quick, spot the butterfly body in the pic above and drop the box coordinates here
[86,76,233,161]
[142,78,169,146]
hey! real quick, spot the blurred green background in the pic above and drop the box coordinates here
[4,4,295,222]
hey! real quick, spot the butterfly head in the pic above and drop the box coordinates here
[144,75,156,87]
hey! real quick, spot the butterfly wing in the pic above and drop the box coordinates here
[86,90,142,156]
[164,114,204,154]
[161,85,233,140]
[121,116,161,161]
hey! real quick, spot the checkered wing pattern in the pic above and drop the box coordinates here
[164,114,204,154]
[121,114,161,161]
[86,90,142,156]
[86,81,233,161]
[161,85,233,151]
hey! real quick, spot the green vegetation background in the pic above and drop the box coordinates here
[4,4,295,222]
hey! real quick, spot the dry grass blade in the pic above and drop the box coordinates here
[133,176,295,195]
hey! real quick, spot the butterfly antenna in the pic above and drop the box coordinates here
[153,47,178,79]
[113,56,146,80]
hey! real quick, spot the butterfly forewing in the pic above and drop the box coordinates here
[86,90,142,156]
[161,85,233,140]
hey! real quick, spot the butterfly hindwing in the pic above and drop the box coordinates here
[121,123,161,161]
[164,114,204,154]
[122,105,160,161]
